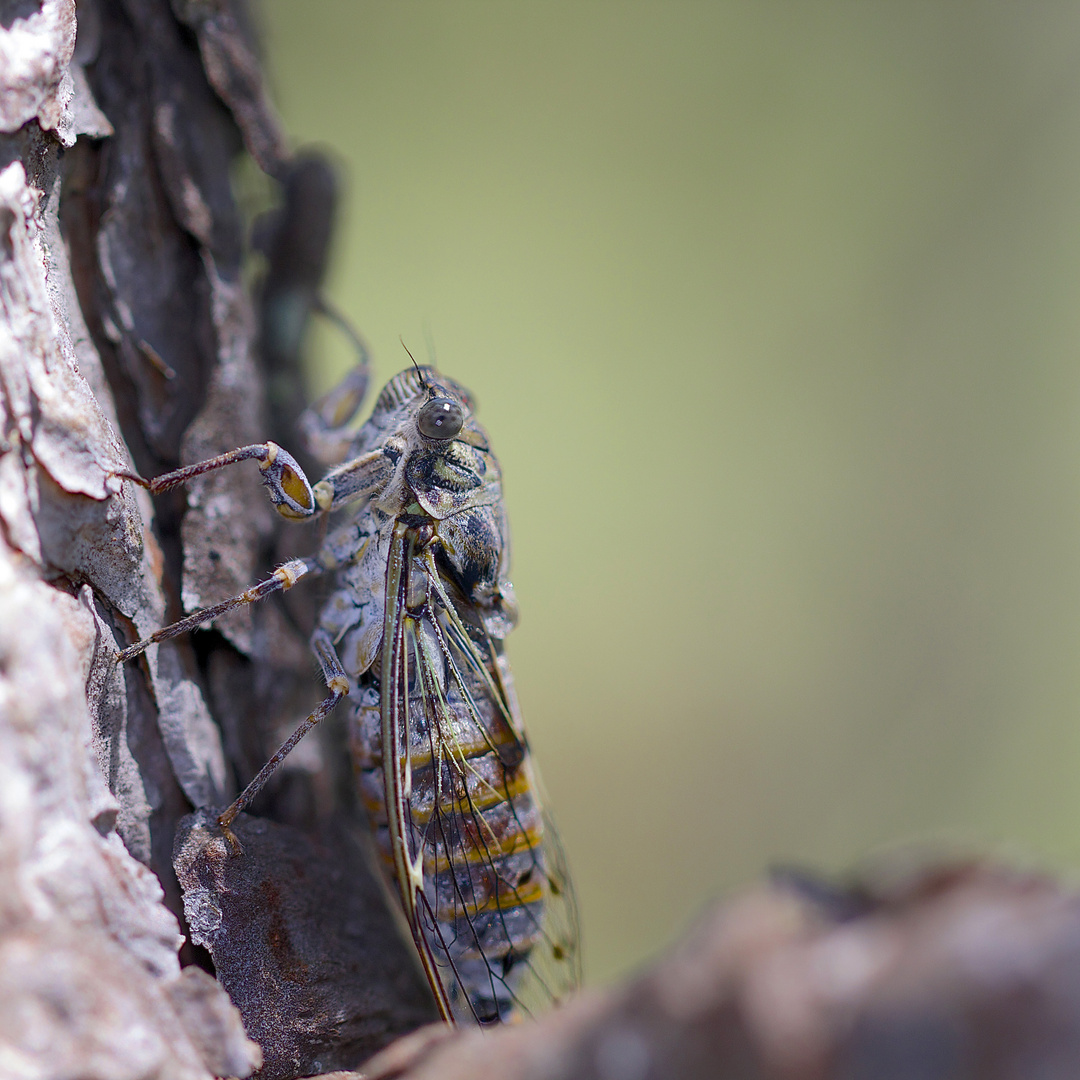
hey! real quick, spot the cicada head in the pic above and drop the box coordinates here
[358,365,499,520]
[355,366,482,450]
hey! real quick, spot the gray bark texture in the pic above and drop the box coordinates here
[7,4,1080,1080]
[0,1,433,1077]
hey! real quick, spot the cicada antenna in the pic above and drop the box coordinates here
[400,336,428,389]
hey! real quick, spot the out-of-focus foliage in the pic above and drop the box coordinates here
[260,2,1080,985]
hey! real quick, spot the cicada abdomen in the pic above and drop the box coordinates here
[317,366,579,1023]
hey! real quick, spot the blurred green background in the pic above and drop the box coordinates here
[258,2,1080,986]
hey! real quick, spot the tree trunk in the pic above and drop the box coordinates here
[0,2,431,1076]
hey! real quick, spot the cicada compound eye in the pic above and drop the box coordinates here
[418,397,464,440]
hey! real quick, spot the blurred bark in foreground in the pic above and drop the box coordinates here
[5,4,1080,1080]
[355,857,1080,1080]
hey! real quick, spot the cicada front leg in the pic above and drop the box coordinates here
[120,439,325,521]
[115,352,388,521]
[112,431,335,672]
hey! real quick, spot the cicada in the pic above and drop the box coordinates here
[119,359,580,1025]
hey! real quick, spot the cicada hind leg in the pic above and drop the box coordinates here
[216,630,351,849]
[117,555,350,851]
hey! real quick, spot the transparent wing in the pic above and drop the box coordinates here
[381,535,580,1023]
[504,802,581,1019]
